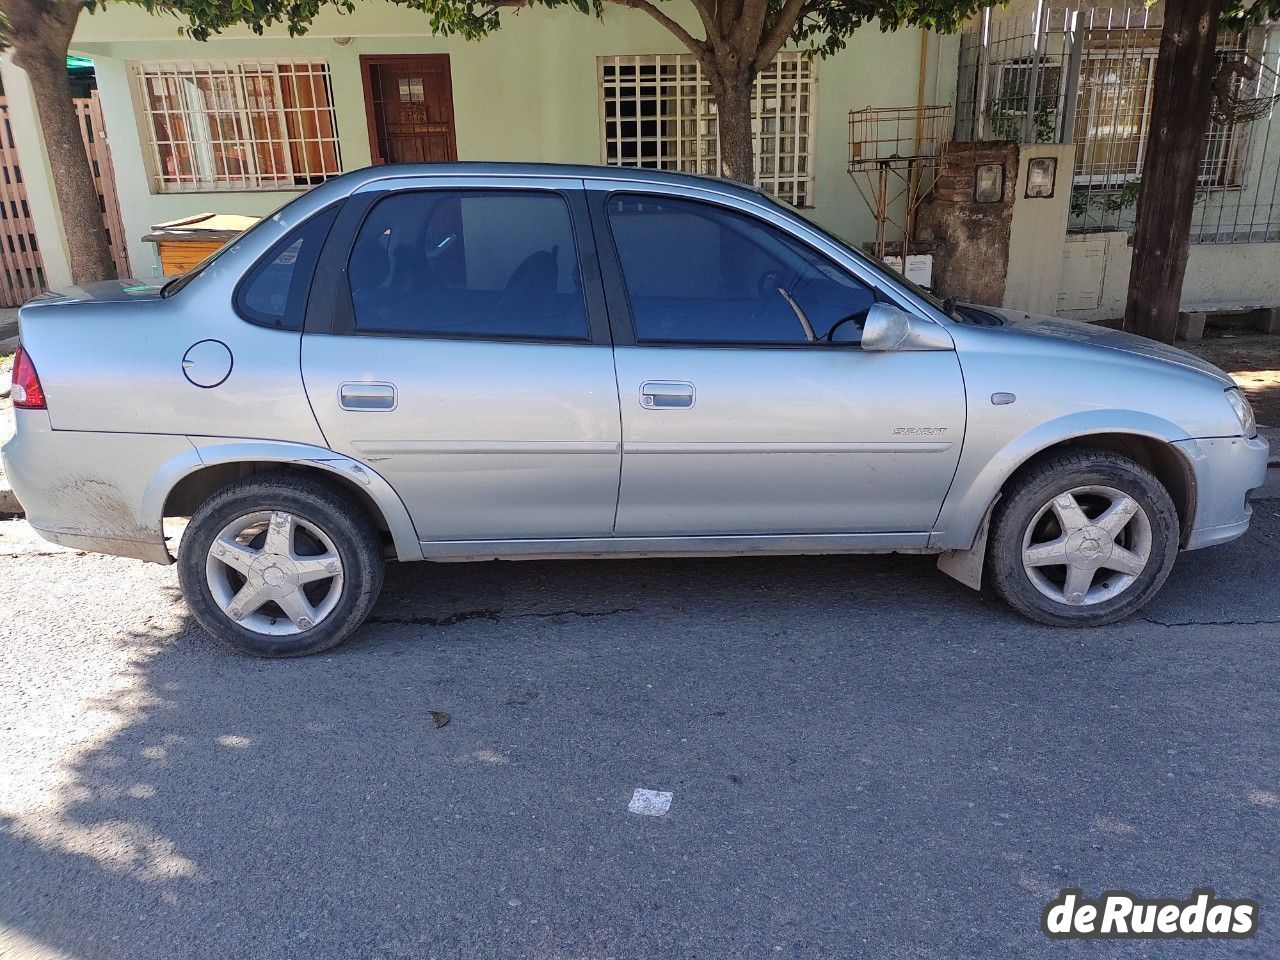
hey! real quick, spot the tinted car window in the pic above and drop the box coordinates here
[607,195,876,344]
[348,190,588,340]
[236,206,338,330]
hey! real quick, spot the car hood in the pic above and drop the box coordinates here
[978,307,1236,386]
[24,278,166,307]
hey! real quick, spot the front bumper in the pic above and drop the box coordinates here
[1173,434,1270,550]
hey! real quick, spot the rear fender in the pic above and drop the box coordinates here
[144,439,423,562]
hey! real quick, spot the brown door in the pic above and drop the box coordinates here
[361,55,458,164]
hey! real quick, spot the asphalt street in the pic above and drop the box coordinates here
[1,499,1278,959]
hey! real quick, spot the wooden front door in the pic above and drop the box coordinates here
[361,55,458,165]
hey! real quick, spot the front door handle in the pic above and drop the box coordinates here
[640,381,695,409]
[339,381,397,411]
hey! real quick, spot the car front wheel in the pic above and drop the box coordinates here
[987,449,1180,626]
[178,473,384,656]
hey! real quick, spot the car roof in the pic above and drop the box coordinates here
[330,162,770,203]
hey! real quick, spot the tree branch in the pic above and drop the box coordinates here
[730,0,769,63]
[602,0,708,60]
[689,0,727,55]
[752,0,810,71]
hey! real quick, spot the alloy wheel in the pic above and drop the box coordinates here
[205,510,345,636]
[1020,485,1153,607]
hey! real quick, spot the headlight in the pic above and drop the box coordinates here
[1225,388,1257,438]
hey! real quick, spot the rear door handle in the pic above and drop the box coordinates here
[339,381,397,411]
[640,381,695,409]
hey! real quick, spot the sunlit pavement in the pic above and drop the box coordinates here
[1,501,1278,959]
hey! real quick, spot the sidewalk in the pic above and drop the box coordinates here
[0,307,17,355]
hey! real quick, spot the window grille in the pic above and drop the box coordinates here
[132,60,342,193]
[598,53,816,206]
[1073,42,1246,189]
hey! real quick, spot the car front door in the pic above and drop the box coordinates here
[591,184,966,540]
[302,178,621,544]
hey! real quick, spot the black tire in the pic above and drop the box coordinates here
[178,472,384,657]
[987,448,1180,627]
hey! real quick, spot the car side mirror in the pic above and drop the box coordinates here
[860,303,912,352]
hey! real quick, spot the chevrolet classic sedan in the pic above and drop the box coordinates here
[1,164,1268,656]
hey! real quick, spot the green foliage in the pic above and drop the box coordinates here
[986,95,1057,143]
[1070,179,1142,220]
[90,0,614,42]
[797,0,1000,57]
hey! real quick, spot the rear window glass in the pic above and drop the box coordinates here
[346,190,588,341]
[236,206,338,330]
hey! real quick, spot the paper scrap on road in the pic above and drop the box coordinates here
[628,788,672,817]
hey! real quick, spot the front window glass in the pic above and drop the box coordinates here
[607,194,876,344]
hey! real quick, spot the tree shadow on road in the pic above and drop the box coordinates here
[1,535,1278,959]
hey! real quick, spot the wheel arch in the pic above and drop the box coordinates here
[1000,433,1195,543]
[147,441,422,562]
[935,415,1198,589]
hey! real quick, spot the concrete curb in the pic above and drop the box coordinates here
[1260,425,1280,468]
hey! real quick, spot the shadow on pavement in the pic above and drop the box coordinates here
[1,513,1278,959]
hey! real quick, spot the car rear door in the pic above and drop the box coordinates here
[302,177,621,543]
[589,182,966,540]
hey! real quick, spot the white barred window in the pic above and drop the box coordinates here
[599,52,816,206]
[132,60,342,194]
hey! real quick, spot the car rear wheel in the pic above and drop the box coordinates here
[178,473,384,657]
[987,449,1180,626]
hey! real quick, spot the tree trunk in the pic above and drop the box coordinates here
[1123,0,1220,342]
[709,68,756,186]
[5,0,117,286]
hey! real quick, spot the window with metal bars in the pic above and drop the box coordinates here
[598,53,816,207]
[1072,43,1246,189]
[133,61,343,193]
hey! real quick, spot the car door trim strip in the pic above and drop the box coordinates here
[352,440,621,455]
[621,441,954,454]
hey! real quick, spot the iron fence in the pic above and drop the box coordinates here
[955,5,1280,243]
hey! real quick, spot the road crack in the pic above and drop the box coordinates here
[1141,615,1280,628]
[368,606,637,627]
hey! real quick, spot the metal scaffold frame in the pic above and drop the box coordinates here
[848,104,952,259]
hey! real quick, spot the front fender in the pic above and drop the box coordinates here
[142,438,423,562]
[930,409,1194,551]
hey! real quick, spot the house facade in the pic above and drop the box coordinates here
[0,3,955,288]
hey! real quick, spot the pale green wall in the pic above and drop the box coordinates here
[68,4,958,276]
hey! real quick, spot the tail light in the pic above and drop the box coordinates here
[10,346,46,410]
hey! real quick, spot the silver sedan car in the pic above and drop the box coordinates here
[2,164,1268,656]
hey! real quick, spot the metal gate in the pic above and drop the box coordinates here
[0,91,130,307]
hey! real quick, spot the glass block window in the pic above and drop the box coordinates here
[133,60,343,193]
[599,53,816,206]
